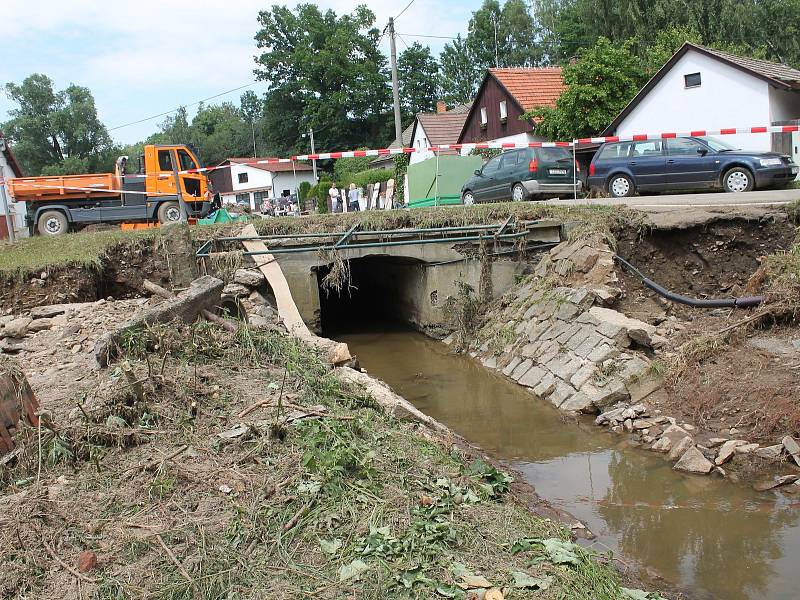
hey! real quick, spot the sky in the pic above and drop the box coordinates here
[1,0,476,145]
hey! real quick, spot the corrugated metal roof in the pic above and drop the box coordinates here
[489,68,565,111]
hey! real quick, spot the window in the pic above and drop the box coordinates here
[482,155,502,175]
[597,143,631,160]
[178,149,197,171]
[536,147,572,162]
[157,150,173,171]
[684,72,701,88]
[666,137,706,156]
[480,107,488,126]
[253,191,270,204]
[631,140,663,156]
[237,172,249,184]
[499,151,518,169]
[499,100,507,121]
[235,192,250,205]
[282,189,291,197]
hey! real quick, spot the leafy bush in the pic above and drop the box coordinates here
[308,178,333,213]
[333,154,373,184]
[298,180,311,202]
[350,168,393,189]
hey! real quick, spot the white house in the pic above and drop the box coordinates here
[0,134,26,240]
[210,158,316,211]
[604,43,800,154]
[409,102,472,165]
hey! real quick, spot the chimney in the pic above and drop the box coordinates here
[436,101,447,114]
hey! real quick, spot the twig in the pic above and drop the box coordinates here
[282,501,312,532]
[155,534,198,595]
[43,541,100,584]
[121,444,189,474]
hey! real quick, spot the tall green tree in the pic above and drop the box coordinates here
[254,4,391,155]
[397,42,440,120]
[439,34,480,105]
[467,0,542,68]
[2,74,113,175]
[529,38,643,140]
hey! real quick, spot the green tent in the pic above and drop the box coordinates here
[406,155,483,208]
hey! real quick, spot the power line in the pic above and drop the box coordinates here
[108,80,262,131]
[395,0,417,21]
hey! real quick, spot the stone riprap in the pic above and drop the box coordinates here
[457,234,662,416]
[453,234,800,484]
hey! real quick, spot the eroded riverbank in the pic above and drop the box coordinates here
[340,328,800,600]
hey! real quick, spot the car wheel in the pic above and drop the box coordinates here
[511,183,528,202]
[462,191,475,206]
[37,210,69,236]
[722,167,754,193]
[157,201,182,224]
[608,174,634,198]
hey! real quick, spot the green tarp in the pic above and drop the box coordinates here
[197,208,248,225]
[406,155,483,207]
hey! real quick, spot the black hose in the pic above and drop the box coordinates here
[613,255,763,308]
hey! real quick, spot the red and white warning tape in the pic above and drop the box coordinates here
[575,124,800,145]
[6,123,798,195]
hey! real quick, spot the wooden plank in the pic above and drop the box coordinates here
[240,224,311,339]
[239,224,352,365]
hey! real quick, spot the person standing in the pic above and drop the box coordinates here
[329,183,340,213]
[347,183,360,212]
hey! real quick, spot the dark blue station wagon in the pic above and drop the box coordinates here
[587,136,798,197]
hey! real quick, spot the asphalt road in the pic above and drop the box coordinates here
[542,187,800,210]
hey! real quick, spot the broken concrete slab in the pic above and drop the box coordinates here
[95,275,225,367]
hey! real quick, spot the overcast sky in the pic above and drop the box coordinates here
[1,0,476,145]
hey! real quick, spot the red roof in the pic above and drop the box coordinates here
[221,158,313,173]
[415,111,471,146]
[489,68,565,111]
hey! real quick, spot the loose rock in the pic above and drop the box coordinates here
[673,446,714,474]
[715,440,748,465]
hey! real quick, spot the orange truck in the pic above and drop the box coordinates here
[7,144,216,235]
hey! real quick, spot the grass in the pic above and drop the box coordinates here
[0,320,659,599]
[0,228,155,278]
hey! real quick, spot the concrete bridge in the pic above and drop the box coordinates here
[200,219,563,334]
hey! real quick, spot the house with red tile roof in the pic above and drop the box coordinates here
[458,68,566,146]
[210,158,315,211]
[409,101,472,165]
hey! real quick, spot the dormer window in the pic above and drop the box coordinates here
[499,100,507,122]
[684,72,701,88]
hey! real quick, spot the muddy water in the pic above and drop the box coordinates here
[338,329,800,600]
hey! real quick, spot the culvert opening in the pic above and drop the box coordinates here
[317,255,426,336]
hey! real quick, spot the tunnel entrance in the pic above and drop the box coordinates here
[317,255,427,336]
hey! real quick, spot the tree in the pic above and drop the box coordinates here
[439,35,480,105]
[2,74,112,175]
[254,4,392,155]
[466,0,542,68]
[397,42,440,120]
[529,38,643,140]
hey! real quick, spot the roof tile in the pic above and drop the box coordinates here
[489,68,566,111]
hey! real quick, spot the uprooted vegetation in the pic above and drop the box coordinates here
[0,321,658,599]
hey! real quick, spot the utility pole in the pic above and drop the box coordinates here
[0,164,16,243]
[388,17,403,147]
[309,128,317,182]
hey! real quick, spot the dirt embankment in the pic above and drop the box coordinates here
[615,214,800,448]
[0,241,171,313]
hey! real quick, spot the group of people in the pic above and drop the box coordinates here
[328,183,362,213]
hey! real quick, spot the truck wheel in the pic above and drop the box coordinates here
[157,201,182,224]
[37,210,69,236]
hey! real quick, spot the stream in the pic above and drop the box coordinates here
[337,329,800,600]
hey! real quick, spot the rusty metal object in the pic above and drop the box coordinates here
[0,368,40,454]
